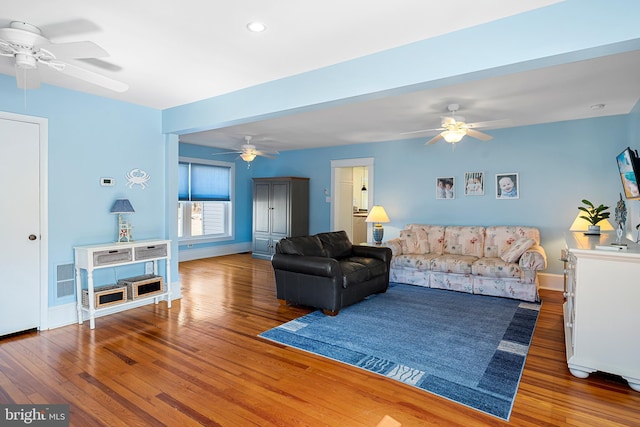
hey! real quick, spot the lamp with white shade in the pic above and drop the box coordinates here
[365,205,390,245]
[569,214,614,234]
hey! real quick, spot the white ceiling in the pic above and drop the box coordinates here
[2,1,640,151]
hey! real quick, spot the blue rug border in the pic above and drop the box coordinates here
[259,283,541,421]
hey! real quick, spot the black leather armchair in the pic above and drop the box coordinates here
[271,230,392,315]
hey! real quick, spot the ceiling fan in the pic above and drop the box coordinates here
[403,104,502,145]
[0,21,128,92]
[212,136,279,167]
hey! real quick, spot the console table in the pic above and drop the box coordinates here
[74,239,171,329]
[564,232,640,391]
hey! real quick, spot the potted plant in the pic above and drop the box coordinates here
[578,199,610,234]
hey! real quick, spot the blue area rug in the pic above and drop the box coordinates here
[259,283,541,420]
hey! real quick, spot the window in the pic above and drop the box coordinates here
[178,157,234,243]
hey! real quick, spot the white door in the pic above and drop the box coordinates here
[0,117,41,336]
[335,167,354,239]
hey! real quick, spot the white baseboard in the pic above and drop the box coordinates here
[46,282,182,330]
[539,273,563,292]
[178,242,251,262]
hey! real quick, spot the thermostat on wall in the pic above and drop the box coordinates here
[100,177,115,186]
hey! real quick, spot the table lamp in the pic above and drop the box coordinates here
[110,198,135,242]
[569,213,614,235]
[365,205,390,245]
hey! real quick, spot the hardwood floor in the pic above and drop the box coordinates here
[1,253,639,426]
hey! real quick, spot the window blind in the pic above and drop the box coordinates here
[179,162,231,201]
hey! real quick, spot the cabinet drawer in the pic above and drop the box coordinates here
[93,248,133,266]
[135,243,168,260]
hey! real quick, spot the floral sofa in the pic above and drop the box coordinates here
[385,224,547,302]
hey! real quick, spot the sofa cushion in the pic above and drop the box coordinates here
[500,237,536,263]
[278,235,325,256]
[431,254,478,274]
[399,229,430,254]
[339,260,370,288]
[318,230,353,258]
[406,224,446,254]
[391,253,439,270]
[443,226,485,257]
[472,257,522,279]
[484,226,540,258]
[345,256,387,277]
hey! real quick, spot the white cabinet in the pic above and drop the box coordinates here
[74,239,171,329]
[564,232,640,391]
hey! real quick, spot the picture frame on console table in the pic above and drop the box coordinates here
[436,177,455,199]
[496,172,519,199]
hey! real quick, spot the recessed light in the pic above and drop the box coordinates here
[590,103,605,110]
[247,22,266,32]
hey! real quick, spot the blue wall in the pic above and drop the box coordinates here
[178,113,638,275]
[0,74,166,307]
[163,0,640,276]
[2,0,640,314]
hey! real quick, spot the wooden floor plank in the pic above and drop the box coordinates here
[1,253,640,426]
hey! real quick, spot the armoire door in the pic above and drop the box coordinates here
[270,181,290,236]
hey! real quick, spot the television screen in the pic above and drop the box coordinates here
[616,147,640,199]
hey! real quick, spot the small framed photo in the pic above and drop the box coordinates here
[496,173,519,199]
[436,177,455,199]
[464,172,484,196]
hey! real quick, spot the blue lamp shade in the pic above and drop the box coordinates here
[110,199,135,214]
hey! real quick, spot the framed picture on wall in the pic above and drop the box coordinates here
[436,177,455,199]
[496,173,519,199]
[464,171,484,196]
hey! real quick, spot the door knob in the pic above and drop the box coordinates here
[28,234,37,241]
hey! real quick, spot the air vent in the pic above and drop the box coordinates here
[56,263,75,298]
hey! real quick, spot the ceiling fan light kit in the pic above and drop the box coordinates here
[210,135,279,167]
[420,103,497,145]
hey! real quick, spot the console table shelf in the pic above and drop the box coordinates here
[74,239,171,329]
[563,232,640,391]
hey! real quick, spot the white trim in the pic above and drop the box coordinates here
[178,242,251,262]
[330,157,374,232]
[0,111,48,331]
[538,272,563,292]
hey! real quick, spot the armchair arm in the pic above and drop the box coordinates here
[271,254,341,278]
[519,244,547,270]
[352,245,393,264]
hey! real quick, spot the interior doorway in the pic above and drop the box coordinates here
[0,111,48,335]
[330,158,374,243]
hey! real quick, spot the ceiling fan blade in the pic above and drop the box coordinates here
[255,148,279,155]
[15,66,40,89]
[52,61,128,92]
[466,118,512,129]
[211,150,242,156]
[38,41,108,59]
[400,127,444,136]
[441,116,462,126]
[0,39,15,55]
[466,129,493,141]
[255,151,276,159]
[76,58,123,72]
[426,133,445,145]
